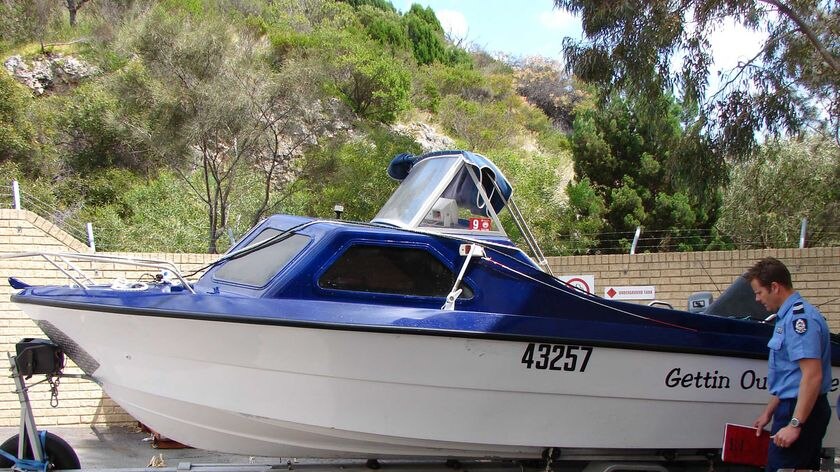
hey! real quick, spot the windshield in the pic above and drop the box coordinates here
[214,228,311,287]
[419,165,503,232]
[373,156,459,226]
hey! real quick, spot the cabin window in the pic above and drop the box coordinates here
[319,245,473,298]
[214,229,311,287]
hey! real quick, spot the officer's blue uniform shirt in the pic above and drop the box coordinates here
[767,292,831,399]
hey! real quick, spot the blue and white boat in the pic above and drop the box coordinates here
[8,150,840,459]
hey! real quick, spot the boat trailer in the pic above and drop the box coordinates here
[1,337,828,472]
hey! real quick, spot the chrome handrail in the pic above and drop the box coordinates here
[0,251,197,294]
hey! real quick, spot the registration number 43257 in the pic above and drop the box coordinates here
[520,343,593,372]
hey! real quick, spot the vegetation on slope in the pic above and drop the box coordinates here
[0,0,836,255]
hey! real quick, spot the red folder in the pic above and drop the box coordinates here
[721,423,771,466]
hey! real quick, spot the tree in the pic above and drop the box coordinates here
[291,127,421,221]
[513,56,589,133]
[55,84,144,174]
[556,0,840,156]
[1,0,58,53]
[65,0,90,27]
[569,93,721,252]
[117,6,327,253]
[403,4,447,65]
[331,36,411,123]
[490,148,582,256]
[559,178,606,254]
[355,5,411,52]
[339,0,397,13]
[239,58,337,227]
[717,136,839,248]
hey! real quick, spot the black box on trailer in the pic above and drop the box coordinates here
[15,338,65,377]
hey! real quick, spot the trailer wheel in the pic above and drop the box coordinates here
[0,432,81,470]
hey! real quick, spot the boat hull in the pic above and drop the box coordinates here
[19,303,840,458]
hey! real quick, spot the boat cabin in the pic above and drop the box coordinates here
[195,151,549,311]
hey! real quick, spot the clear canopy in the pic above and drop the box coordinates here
[372,155,506,234]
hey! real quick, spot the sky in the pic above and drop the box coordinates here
[398,0,767,85]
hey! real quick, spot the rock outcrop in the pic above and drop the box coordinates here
[391,122,455,153]
[4,54,99,95]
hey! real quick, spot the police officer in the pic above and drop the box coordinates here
[748,257,831,472]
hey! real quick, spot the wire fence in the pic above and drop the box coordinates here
[0,181,239,254]
[0,184,91,246]
[550,224,840,255]
[2,181,838,254]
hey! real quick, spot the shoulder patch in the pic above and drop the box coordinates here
[794,318,808,334]
[793,303,805,315]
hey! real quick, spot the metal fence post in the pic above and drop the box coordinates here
[630,226,641,255]
[799,217,808,249]
[86,223,96,252]
[12,180,21,210]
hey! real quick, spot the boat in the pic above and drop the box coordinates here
[6,150,840,460]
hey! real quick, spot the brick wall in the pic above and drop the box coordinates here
[0,209,838,427]
[547,248,840,330]
[0,209,217,427]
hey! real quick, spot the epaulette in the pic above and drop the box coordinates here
[792,303,805,315]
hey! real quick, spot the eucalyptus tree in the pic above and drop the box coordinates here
[556,0,839,156]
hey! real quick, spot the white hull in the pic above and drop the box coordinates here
[20,304,840,458]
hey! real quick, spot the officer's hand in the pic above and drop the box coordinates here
[772,425,801,448]
[753,412,772,436]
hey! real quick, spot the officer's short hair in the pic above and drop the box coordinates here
[744,257,793,289]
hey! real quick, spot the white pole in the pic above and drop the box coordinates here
[799,217,808,249]
[630,226,641,255]
[12,180,20,210]
[86,223,96,252]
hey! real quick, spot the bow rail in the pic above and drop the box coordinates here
[0,252,196,294]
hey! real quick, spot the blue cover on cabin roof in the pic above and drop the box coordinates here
[387,150,513,215]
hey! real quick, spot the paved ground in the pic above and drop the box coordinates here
[0,425,281,469]
[0,426,518,471]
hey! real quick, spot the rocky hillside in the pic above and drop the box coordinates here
[0,0,581,254]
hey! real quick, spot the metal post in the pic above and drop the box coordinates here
[630,226,641,255]
[799,217,808,249]
[86,222,96,252]
[226,228,236,247]
[9,354,46,462]
[12,180,20,210]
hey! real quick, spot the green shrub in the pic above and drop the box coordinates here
[412,63,487,111]
[438,96,525,152]
[0,73,35,164]
[332,37,411,123]
[291,127,421,221]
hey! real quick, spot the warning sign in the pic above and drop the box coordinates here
[604,285,656,300]
[558,275,595,294]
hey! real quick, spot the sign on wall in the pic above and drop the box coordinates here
[558,275,595,294]
[604,285,656,300]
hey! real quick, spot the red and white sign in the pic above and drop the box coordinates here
[604,285,656,300]
[468,217,492,231]
[558,275,595,294]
